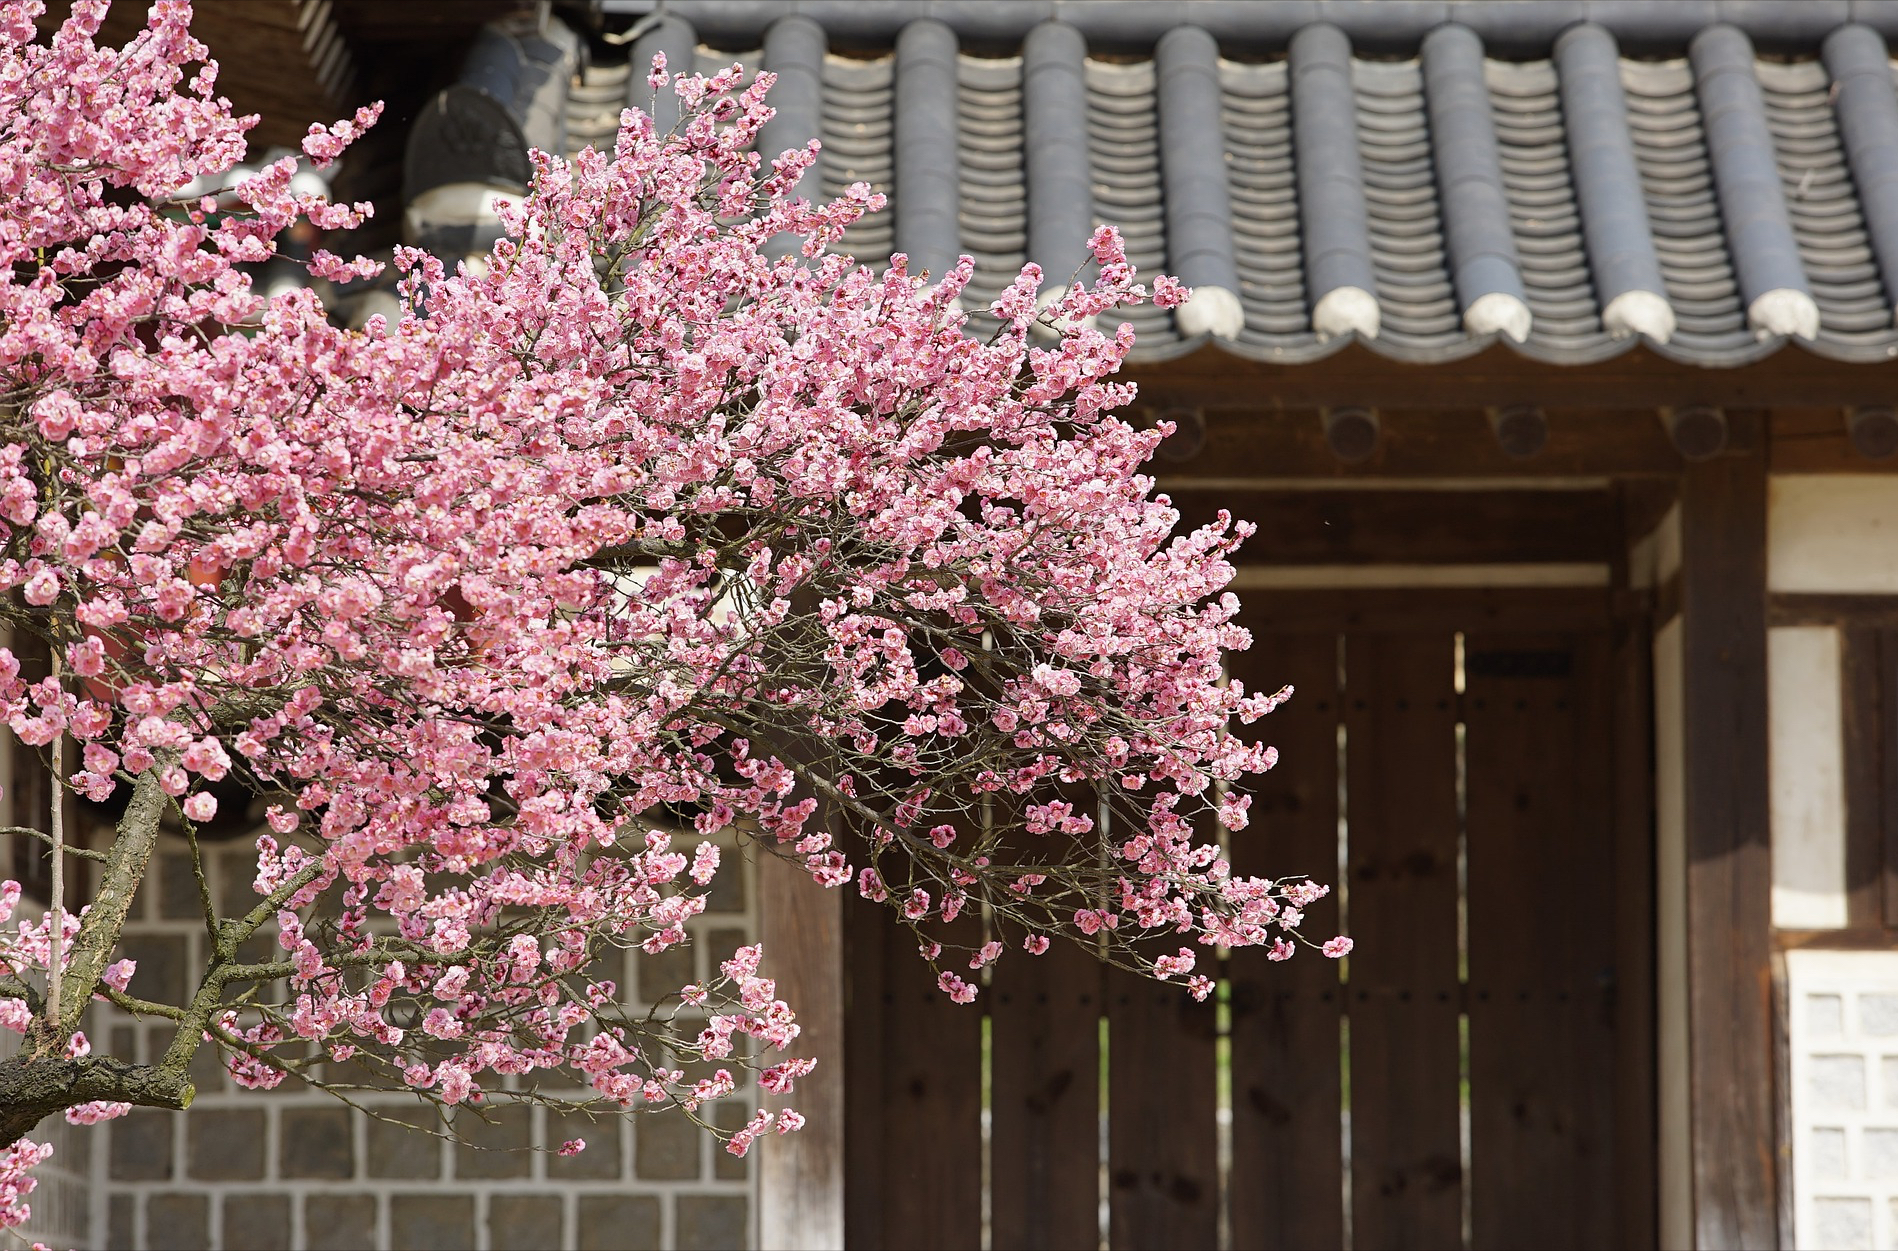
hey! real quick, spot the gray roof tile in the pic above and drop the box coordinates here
[532,12,1898,366]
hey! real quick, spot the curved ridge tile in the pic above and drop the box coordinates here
[823,53,896,266]
[1219,59,1318,352]
[1553,23,1676,341]
[1690,24,1821,336]
[1023,21,1095,282]
[1422,24,1534,341]
[760,16,828,261]
[630,15,699,132]
[894,19,960,281]
[1155,26,1243,338]
[1085,57,1176,345]
[1824,24,1898,327]
[1758,56,1898,347]
[567,61,630,157]
[956,54,1027,339]
[1486,56,1606,351]
[1291,24,1379,339]
[1620,57,1755,354]
[1353,57,1464,351]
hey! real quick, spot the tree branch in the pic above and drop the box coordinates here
[26,767,167,1053]
[0,1055,193,1148]
[0,827,105,863]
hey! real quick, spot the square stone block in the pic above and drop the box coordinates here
[306,1192,377,1251]
[1864,993,1898,1036]
[1814,1196,1872,1250]
[1809,993,1845,1036]
[489,1193,564,1251]
[109,1108,173,1181]
[367,1105,443,1180]
[280,1105,355,1179]
[546,1107,622,1181]
[452,1105,532,1179]
[677,1194,749,1251]
[634,1109,702,1181]
[578,1196,660,1251]
[187,1107,267,1181]
[390,1193,476,1251]
[145,1191,209,1251]
[1811,1054,1868,1111]
[222,1194,291,1251]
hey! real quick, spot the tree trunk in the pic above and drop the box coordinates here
[0,768,185,1144]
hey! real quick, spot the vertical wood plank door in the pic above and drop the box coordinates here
[839,594,1656,1251]
[1343,633,1466,1250]
[1228,633,1347,1251]
[1463,633,1618,1249]
[990,884,1104,1248]
[1106,967,1220,1249]
[843,890,984,1251]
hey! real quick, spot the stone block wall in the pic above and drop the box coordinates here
[84,834,759,1250]
[1786,949,1898,1251]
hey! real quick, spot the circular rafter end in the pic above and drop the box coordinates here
[1489,404,1549,459]
[1152,407,1207,463]
[1664,405,1728,461]
[1848,406,1898,460]
[1323,406,1379,464]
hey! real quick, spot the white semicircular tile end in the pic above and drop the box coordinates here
[1748,288,1821,341]
[1174,285,1245,340]
[1603,289,1677,344]
[1463,291,1533,344]
[1311,285,1380,342]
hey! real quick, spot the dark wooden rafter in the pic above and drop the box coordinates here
[1847,406,1898,460]
[1664,406,1730,462]
[1322,406,1380,463]
[1487,404,1549,459]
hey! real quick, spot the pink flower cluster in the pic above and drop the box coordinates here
[0,0,1347,1220]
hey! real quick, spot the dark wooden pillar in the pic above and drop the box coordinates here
[1678,411,1777,1248]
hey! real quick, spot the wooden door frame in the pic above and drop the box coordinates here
[762,451,1792,1249]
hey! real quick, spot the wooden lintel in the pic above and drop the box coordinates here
[1677,410,1778,1249]
[1768,593,1898,628]
[1126,341,1898,412]
[1172,488,1618,567]
[1229,587,1614,634]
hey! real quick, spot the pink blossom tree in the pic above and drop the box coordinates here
[0,0,1346,1225]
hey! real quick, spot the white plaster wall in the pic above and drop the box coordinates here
[1770,627,1848,930]
[1782,950,1898,1251]
[1769,476,1898,594]
[1655,617,1694,1251]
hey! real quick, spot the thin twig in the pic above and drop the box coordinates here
[45,650,62,1030]
[0,827,104,863]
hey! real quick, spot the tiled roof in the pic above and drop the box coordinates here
[401,8,1898,368]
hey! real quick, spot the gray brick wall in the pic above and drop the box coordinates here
[87,836,759,1251]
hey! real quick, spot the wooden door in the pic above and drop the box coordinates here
[843,594,1656,1250]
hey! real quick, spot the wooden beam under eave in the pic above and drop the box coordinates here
[1677,411,1779,1248]
[1124,340,1898,412]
